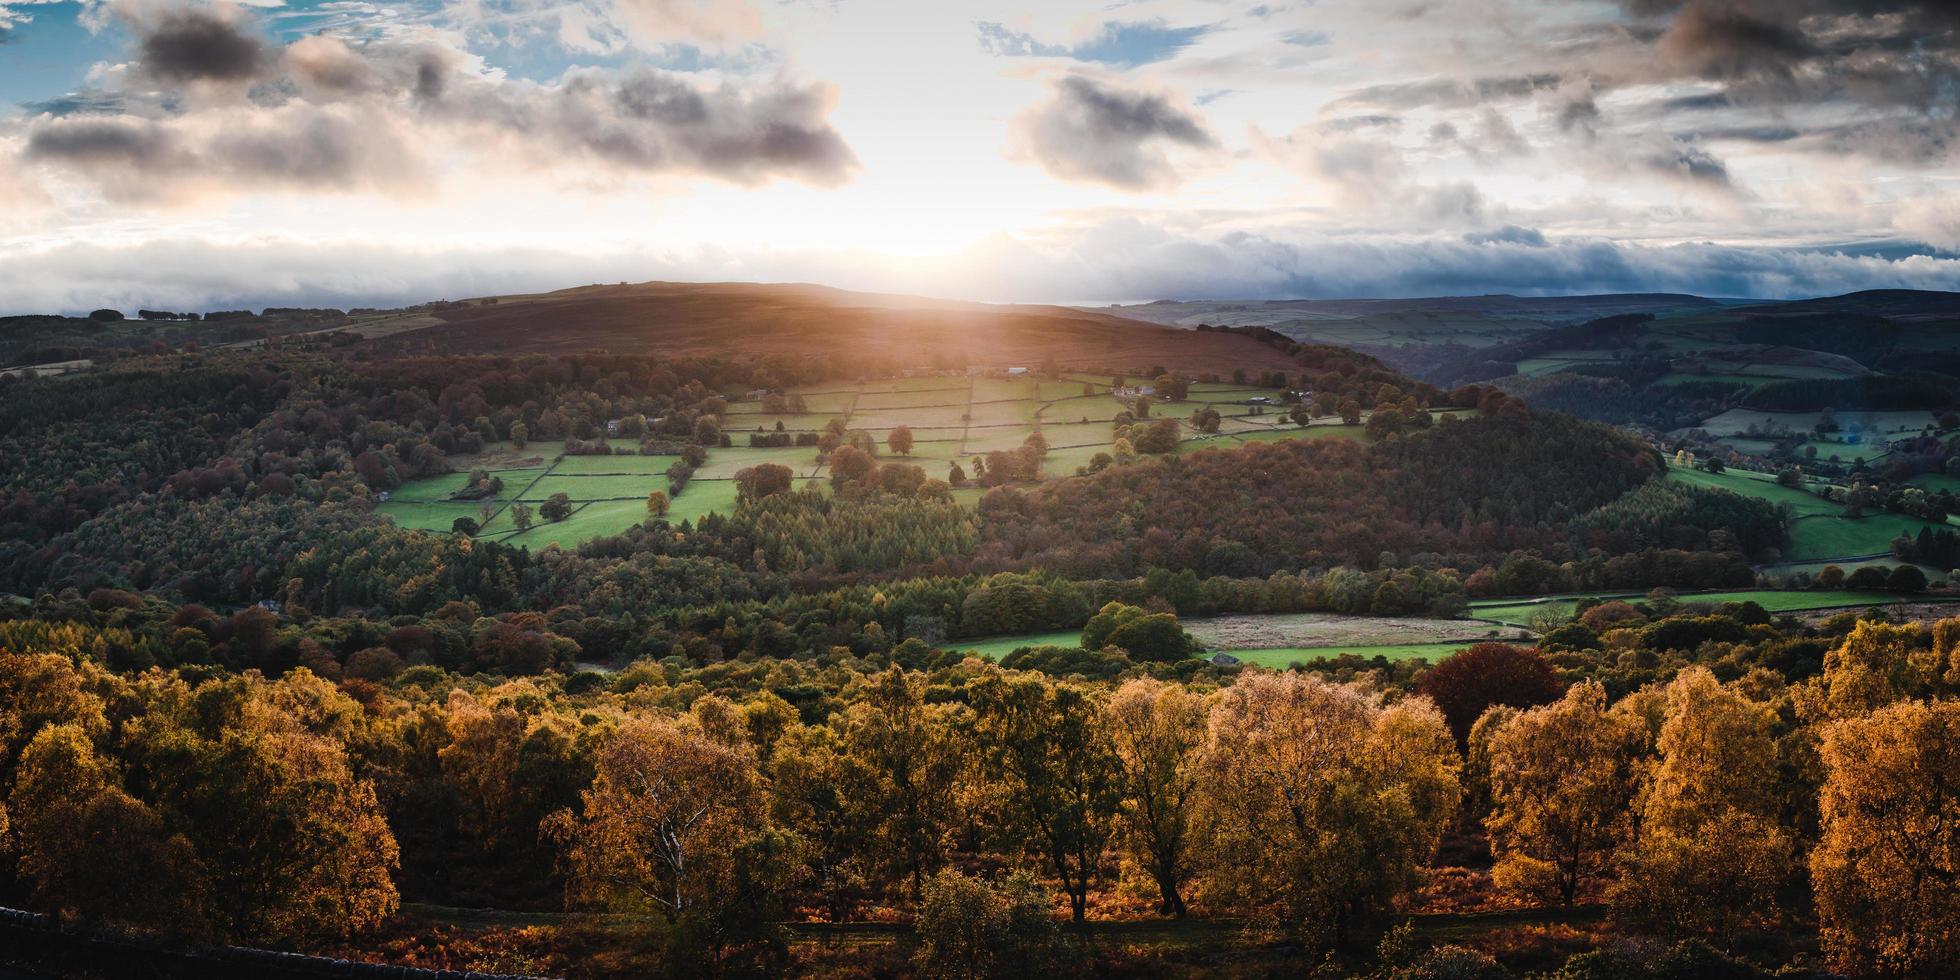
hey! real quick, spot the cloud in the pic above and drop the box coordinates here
[11,5,858,200]
[132,5,266,84]
[1465,225,1549,247]
[612,0,762,49]
[979,19,1210,68]
[1009,74,1217,190]
[4,227,1958,314]
[24,103,426,201]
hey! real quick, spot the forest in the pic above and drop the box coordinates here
[1,325,1957,978]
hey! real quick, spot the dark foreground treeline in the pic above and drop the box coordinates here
[0,595,1956,977]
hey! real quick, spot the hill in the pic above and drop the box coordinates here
[369,281,1301,375]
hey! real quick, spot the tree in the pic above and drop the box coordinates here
[914,870,1064,979]
[548,716,764,920]
[969,671,1120,922]
[509,501,534,530]
[1103,678,1207,917]
[1289,404,1313,427]
[1416,643,1564,745]
[1610,668,1791,942]
[736,463,795,502]
[1340,398,1363,426]
[1132,418,1181,454]
[1813,699,1960,975]
[509,421,529,449]
[8,724,202,934]
[539,492,573,522]
[141,707,400,943]
[646,489,669,517]
[1193,407,1221,434]
[693,416,721,446]
[1197,672,1459,945]
[1484,681,1645,906]
[888,425,915,456]
[838,668,968,899]
[829,445,876,489]
[451,516,479,535]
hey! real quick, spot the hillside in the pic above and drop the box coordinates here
[371,281,1301,375]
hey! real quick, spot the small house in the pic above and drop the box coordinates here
[1006,366,1029,376]
[375,490,391,502]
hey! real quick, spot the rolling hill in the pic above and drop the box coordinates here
[366,281,1302,376]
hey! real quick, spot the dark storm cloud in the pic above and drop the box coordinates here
[1615,0,1960,110]
[137,7,266,84]
[1657,3,1815,81]
[1012,74,1218,190]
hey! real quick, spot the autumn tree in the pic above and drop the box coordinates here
[829,444,876,489]
[1416,643,1564,744]
[1197,672,1459,945]
[888,425,915,456]
[548,716,765,920]
[969,671,1120,922]
[836,667,968,899]
[7,723,202,934]
[914,870,1064,979]
[1813,699,1960,975]
[646,489,669,517]
[1484,681,1645,906]
[1103,678,1207,917]
[736,462,796,502]
[138,699,401,943]
[510,501,534,530]
[509,420,529,449]
[1610,668,1792,942]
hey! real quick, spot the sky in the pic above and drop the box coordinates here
[0,0,1957,313]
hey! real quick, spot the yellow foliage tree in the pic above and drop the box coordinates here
[1484,681,1645,906]
[1813,699,1960,975]
[1196,672,1458,945]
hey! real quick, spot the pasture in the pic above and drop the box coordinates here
[1469,589,1919,627]
[384,374,1356,549]
[1667,465,1955,560]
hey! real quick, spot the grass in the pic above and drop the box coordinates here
[521,474,665,500]
[548,454,679,474]
[1666,466,1839,515]
[377,500,492,532]
[1911,474,1960,494]
[1787,512,1953,561]
[853,388,969,410]
[666,479,743,525]
[498,499,652,549]
[1469,589,1919,627]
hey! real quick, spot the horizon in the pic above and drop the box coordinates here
[2,0,1958,311]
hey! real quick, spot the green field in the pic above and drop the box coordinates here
[1469,589,1917,627]
[1911,474,1960,494]
[548,454,678,474]
[388,376,1343,549]
[1666,466,1840,514]
[665,479,743,525]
